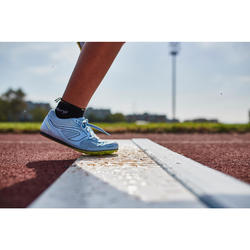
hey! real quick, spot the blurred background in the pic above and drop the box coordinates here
[0,42,250,124]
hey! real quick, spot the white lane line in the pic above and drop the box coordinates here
[151,140,250,144]
[133,138,250,208]
[29,140,206,208]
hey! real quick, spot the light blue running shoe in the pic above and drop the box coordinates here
[40,110,118,155]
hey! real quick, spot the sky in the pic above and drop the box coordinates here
[0,42,250,123]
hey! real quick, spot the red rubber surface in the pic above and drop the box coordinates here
[0,134,80,208]
[1,133,250,208]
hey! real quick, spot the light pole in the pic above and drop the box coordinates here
[169,42,180,121]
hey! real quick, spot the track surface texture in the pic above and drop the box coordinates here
[0,133,250,208]
[0,134,80,208]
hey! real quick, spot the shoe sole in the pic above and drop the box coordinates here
[40,131,118,155]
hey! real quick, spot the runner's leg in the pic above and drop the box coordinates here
[62,42,124,108]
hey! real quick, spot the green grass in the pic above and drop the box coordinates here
[0,122,250,133]
[0,122,42,133]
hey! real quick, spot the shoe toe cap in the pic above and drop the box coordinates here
[105,141,118,150]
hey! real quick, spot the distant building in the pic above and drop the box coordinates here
[168,118,180,123]
[85,107,111,120]
[20,101,51,121]
[26,101,51,111]
[126,113,169,123]
[184,118,219,123]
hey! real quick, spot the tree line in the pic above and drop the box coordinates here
[0,88,126,122]
[0,88,50,122]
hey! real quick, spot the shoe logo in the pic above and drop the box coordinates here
[56,108,69,114]
[61,128,81,139]
[49,118,88,141]
[69,132,88,142]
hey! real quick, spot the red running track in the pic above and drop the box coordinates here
[0,133,250,208]
[0,134,80,208]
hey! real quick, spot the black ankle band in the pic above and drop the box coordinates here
[55,99,85,119]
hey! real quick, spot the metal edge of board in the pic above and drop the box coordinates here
[132,138,250,208]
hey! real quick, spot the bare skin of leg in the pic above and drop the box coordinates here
[62,42,125,108]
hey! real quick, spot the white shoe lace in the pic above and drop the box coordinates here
[78,118,110,140]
